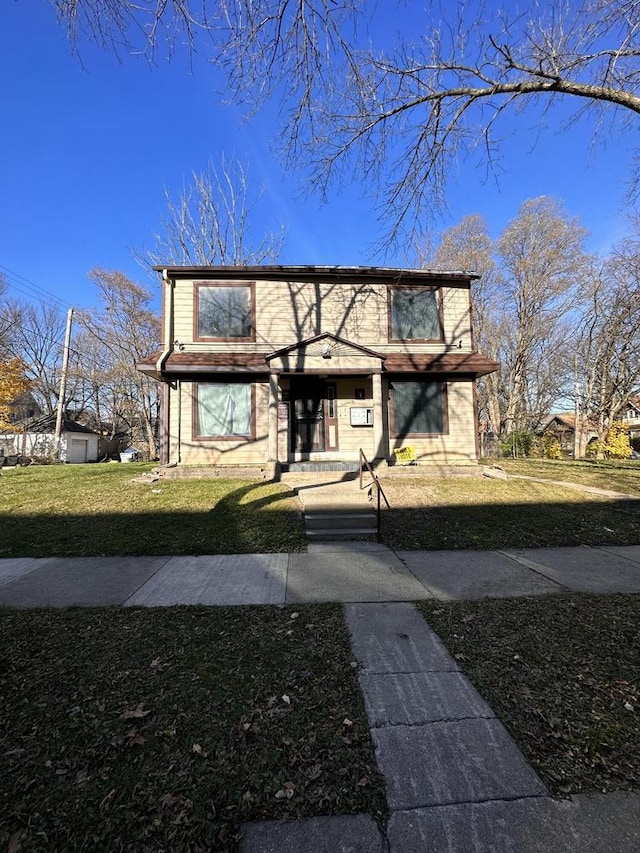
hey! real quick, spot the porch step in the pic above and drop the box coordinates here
[291,477,380,542]
[302,506,378,541]
[283,461,361,473]
[306,527,378,540]
[305,512,375,531]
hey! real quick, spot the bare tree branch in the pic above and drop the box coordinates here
[50,1,640,243]
[144,155,285,266]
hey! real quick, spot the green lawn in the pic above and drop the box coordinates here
[0,463,306,557]
[380,474,640,550]
[3,460,640,557]
[492,457,640,496]
[419,594,640,795]
[0,605,386,852]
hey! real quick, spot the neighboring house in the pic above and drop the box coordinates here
[137,265,498,470]
[6,391,42,424]
[537,413,599,455]
[0,415,100,463]
[621,397,640,440]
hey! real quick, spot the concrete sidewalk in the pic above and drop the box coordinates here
[1,543,640,608]
[2,544,639,851]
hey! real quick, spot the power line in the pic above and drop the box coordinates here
[0,263,73,311]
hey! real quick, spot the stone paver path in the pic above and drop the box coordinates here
[345,603,547,821]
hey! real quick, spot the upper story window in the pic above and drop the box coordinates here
[195,282,255,341]
[388,286,442,341]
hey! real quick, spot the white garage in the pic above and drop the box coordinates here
[1,416,100,464]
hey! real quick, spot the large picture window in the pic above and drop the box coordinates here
[392,381,446,435]
[389,287,441,340]
[196,283,254,340]
[196,383,252,438]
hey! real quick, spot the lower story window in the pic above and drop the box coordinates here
[393,381,446,435]
[196,383,252,438]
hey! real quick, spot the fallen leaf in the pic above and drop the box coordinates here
[120,703,151,720]
[99,788,116,812]
[161,793,186,808]
[7,831,25,853]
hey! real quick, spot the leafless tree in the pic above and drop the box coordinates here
[145,156,284,266]
[8,301,76,417]
[497,197,589,434]
[429,214,505,438]
[79,270,162,458]
[575,241,640,450]
[48,0,214,58]
[50,1,640,244]
[0,275,23,359]
[430,198,591,437]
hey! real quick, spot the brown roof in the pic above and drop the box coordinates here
[138,352,269,375]
[138,350,498,378]
[383,353,498,377]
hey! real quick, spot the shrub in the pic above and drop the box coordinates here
[541,435,562,459]
[604,421,632,459]
[500,430,536,458]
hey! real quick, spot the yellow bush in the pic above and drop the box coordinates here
[603,421,631,459]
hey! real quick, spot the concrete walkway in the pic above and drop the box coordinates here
[2,544,640,851]
[2,543,640,607]
[241,600,640,852]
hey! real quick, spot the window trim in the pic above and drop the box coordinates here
[193,281,256,342]
[192,381,257,441]
[387,285,444,342]
[390,379,449,437]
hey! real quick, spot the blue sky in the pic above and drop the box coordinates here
[1,1,636,313]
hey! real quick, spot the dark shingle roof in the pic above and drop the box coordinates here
[1,415,99,436]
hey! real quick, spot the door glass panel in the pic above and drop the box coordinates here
[327,386,335,418]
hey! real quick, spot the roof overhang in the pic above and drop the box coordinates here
[137,352,268,380]
[138,348,498,380]
[384,353,499,377]
[152,264,480,285]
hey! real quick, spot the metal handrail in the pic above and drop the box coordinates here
[359,449,390,542]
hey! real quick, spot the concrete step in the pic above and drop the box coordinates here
[306,527,378,540]
[283,462,361,473]
[294,478,380,541]
[302,502,373,512]
[305,512,376,531]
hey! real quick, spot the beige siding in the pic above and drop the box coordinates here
[333,378,377,458]
[169,279,473,353]
[441,287,472,349]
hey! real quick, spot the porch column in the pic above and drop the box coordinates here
[372,371,384,459]
[268,373,279,462]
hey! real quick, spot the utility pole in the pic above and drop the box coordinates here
[54,307,74,460]
[573,353,581,461]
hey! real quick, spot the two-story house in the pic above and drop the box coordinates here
[137,265,498,471]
